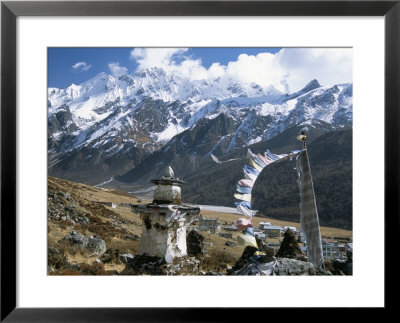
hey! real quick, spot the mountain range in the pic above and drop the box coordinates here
[48,67,352,187]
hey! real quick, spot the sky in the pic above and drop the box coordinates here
[48,47,352,93]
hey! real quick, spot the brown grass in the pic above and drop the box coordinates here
[106,238,138,255]
[79,262,114,275]
[49,268,82,276]
[48,176,352,276]
[200,248,237,272]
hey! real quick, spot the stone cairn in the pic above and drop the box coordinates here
[131,166,201,264]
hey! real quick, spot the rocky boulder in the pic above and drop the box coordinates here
[48,189,90,225]
[230,246,259,272]
[274,258,332,275]
[230,257,332,276]
[275,229,303,259]
[225,241,237,247]
[86,236,107,256]
[331,254,352,275]
[60,230,106,256]
[120,254,165,275]
[186,230,205,255]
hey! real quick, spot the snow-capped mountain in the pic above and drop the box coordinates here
[48,67,352,184]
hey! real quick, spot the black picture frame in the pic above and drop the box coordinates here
[1,0,398,321]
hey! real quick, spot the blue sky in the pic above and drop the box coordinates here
[48,47,281,89]
[48,47,352,93]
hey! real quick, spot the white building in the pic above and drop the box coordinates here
[321,240,347,260]
[198,216,221,233]
[259,222,272,230]
[322,241,335,258]
[264,225,283,238]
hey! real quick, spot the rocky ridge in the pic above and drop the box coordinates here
[48,68,352,185]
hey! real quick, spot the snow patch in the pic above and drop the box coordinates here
[95,176,114,187]
[153,123,185,143]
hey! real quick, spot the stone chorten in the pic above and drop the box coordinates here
[131,166,201,262]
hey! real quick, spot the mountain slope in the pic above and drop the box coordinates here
[181,128,352,230]
[48,68,352,184]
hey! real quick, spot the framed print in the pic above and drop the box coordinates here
[1,0,399,320]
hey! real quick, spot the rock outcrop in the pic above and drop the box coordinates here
[275,229,303,259]
[186,230,205,255]
[60,230,107,256]
[48,189,90,225]
[230,257,332,276]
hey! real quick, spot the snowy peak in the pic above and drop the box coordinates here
[48,70,352,184]
[300,79,321,93]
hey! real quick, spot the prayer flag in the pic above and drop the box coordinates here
[253,156,267,168]
[235,218,253,231]
[257,154,270,166]
[238,179,254,188]
[236,185,252,194]
[234,193,252,202]
[235,201,252,209]
[296,150,324,269]
[242,227,255,236]
[237,234,258,248]
[244,164,260,176]
[249,158,264,172]
[236,204,254,217]
[244,170,257,181]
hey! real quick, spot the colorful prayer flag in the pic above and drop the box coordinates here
[238,179,254,188]
[235,218,253,231]
[236,185,252,194]
[234,193,252,202]
[237,234,258,248]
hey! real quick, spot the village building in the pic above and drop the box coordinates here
[321,240,335,258]
[198,215,221,233]
[264,225,283,238]
[302,240,350,261]
[258,222,272,230]
[319,239,348,260]
[223,224,238,231]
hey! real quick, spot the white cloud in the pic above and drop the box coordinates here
[275,48,353,92]
[71,61,92,72]
[130,48,214,80]
[130,48,352,93]
[108,62,128,77]
[225,52,284,89]
[131,48,188,68]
